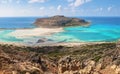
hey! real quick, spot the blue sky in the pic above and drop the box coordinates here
[0,0,120,17]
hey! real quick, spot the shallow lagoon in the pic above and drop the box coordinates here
[0,17,120,43]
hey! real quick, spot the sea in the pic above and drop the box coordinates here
[0,17,120,44]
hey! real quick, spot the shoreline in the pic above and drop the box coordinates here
[0,27,64,46]
[32,42,115,47]
[0,27,118,47]
[0,41,115,47]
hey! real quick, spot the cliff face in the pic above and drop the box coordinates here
[34,15,89,28]
[0,43,120,74]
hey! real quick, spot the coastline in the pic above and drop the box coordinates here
[0,27,118,47]
[32,42,115,47]
[0,27,64,46]
[0,40,114,47]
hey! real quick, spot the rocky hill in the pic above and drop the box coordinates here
[34,15,89,28]
[0,42,120,74]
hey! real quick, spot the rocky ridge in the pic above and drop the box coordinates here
[0,42,120,74]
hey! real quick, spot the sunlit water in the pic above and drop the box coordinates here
[0,17,120,43]
[49,17,120,42]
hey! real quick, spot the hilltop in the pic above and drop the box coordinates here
[0,42,120,74]
[34,15,89,28]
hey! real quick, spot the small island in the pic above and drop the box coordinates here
[34,15,89,28]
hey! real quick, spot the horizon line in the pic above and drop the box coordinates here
[0,16,120,18]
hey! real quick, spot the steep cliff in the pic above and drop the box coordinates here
[34,15,89,28]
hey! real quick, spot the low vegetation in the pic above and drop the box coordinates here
[0,42,120,74]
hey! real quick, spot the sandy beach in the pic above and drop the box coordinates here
[8,28,64,38]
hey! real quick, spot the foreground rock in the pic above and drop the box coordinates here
[0,42,120,74]
[34,15,89,28]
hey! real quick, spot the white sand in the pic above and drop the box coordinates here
[8,28,63,38]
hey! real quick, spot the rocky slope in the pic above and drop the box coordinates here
[34,15,89,28]
[0,42,120,74]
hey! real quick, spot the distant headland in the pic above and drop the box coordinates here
[34,15,90,28]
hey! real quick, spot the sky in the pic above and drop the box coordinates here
[0,0,120,17]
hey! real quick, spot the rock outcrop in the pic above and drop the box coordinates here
[34,15,89,28]
[36,38,53,43]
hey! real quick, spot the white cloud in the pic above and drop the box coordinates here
[9,0,12,3]
[57,5,62,11]
[95,8,103,12]
[99,8,103,11]
[0,0,21,4]
[40,7,45,10]
[28,0,47,3]
[16,0,20,4]
[108,7,112,11]
[70,0,92,7]
[0,0,12,4]
[67,0,74,2]
[49,6,55,10]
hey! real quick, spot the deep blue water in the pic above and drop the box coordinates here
[0,17,120,43]
[0,17,37,29]
[0,17,37,42]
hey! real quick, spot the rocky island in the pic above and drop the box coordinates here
[34,15,89,28]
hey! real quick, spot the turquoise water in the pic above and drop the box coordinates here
[49,17,120,42]
[0,17,120,43]
[0,30,23,42]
